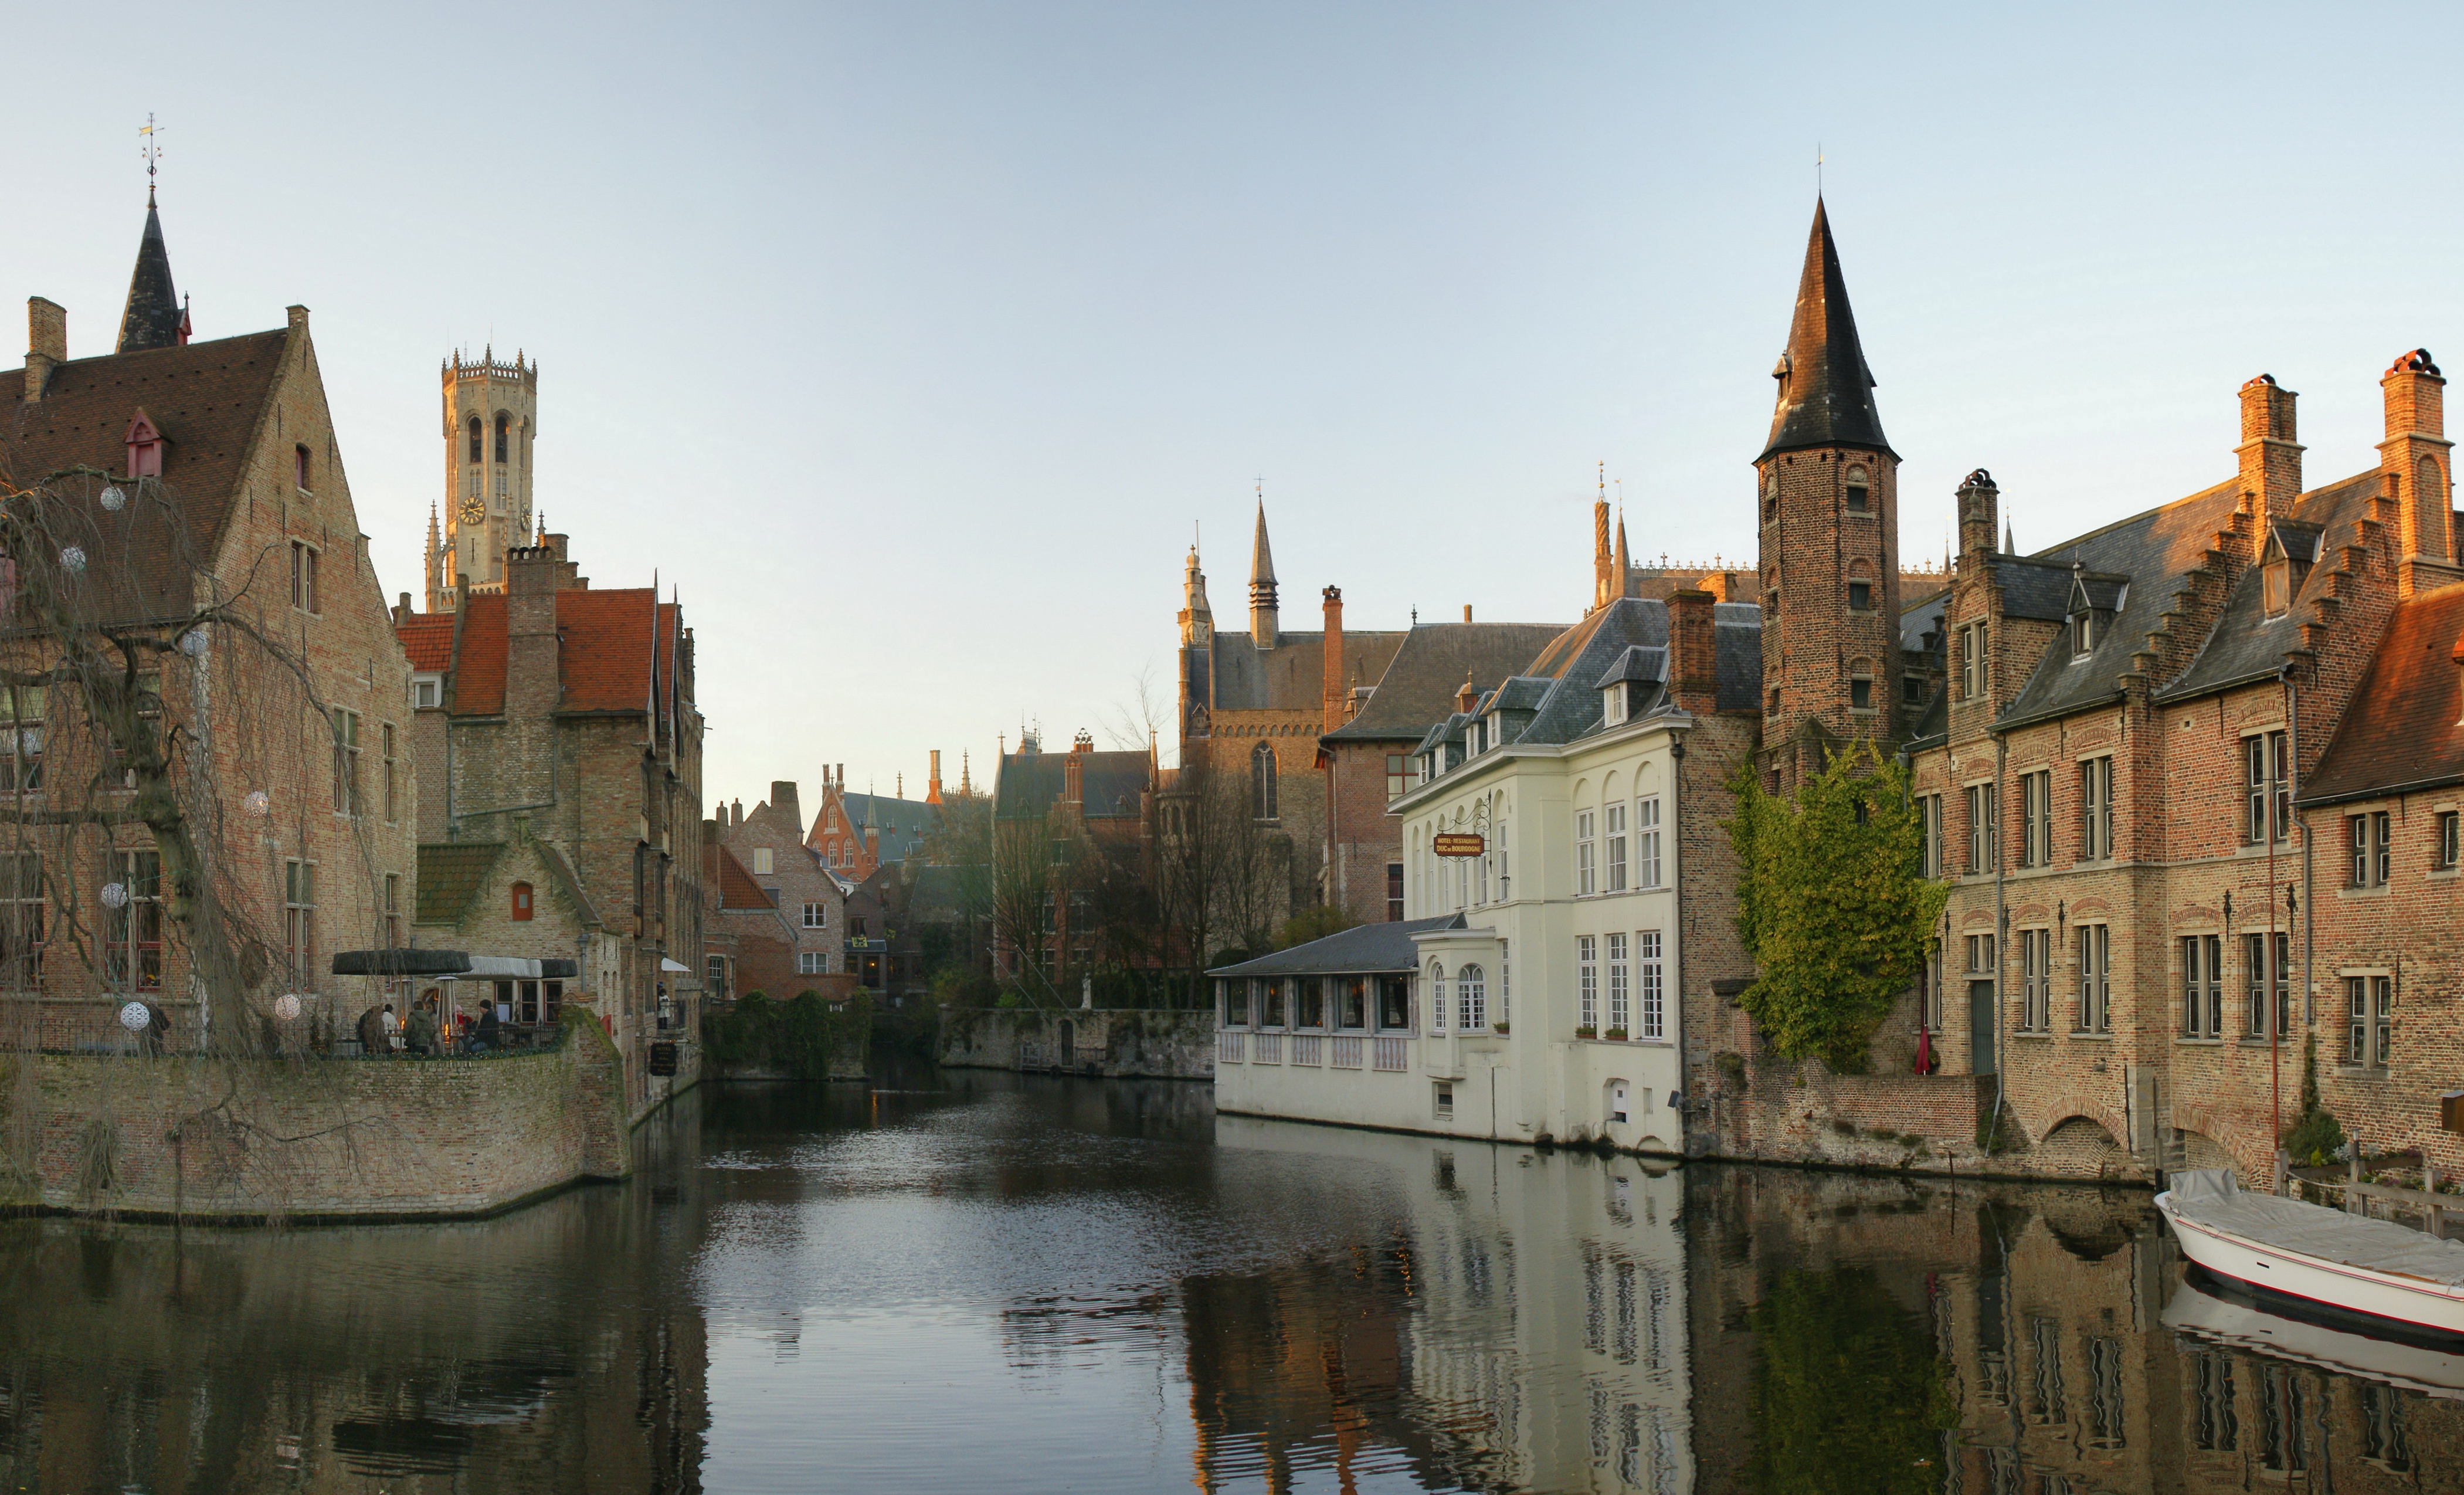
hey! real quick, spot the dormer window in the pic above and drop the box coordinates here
[124,411,165,479]
[2071,609,2098,655]
[1603,683,1627,726]
[2262,561,2289,616]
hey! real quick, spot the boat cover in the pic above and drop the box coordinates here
[2168,1168,2464,1290]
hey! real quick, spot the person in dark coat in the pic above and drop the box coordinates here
[356,1004,388,1057]
[407,992,442,1056]
[470,1004,503,1053]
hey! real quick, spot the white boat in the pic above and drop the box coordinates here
[2155,1168,2464,1338]
[2163,1274,2464,1398]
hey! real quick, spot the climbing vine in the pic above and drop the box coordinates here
[1725,741,1948,1072]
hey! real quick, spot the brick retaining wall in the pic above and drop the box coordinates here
[0,1013,629,1222]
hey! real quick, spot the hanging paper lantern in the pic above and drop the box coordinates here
[244,790,271,817]
[100,486,126,513]
[274,994,301,1021]
[59,545,86,574]
[100,882,128,909]
[118,1001,151,1032]
[178,629,209,657]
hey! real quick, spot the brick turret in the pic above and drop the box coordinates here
[2380,348,2459,594]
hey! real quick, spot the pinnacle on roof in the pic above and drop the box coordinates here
[1250,499,1277,587]
[117,192,188,354]
[1760,198,1891,462]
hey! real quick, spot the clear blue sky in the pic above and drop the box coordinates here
[10,4,2462,811]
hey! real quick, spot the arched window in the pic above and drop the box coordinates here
[1252,742,1277,821]
[1456,962,1486,1030]
[511,881,534,921]
[495,412,511,464]
[1845,463,1871,514]
[467,416,483,464]
[1427,961,1447,1032]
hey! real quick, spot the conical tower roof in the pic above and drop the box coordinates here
[1759,199,1891,461]
[1250,500,1277,587]
[118,193,185,354]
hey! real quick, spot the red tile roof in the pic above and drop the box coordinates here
[444,587,678,717]
[2302,581,2464,805]
[397,612,454,672]
[716,846,773,910]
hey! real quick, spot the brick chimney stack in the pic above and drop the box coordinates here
[1669,589,1718,713]
[1956,469,2000,564]
[771,780,800,833]
[1064,733,1088,804]
[1456,675,1478,715]
[504,545,561,720]
[928,750,944,805]
[1321,587,1345,733]
[2236,373,2303,538]
[23,298,65,403]
[2380,348,2457,594]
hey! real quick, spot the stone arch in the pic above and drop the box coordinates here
[2029,1111,2137,1182]
[1847,557,1874,581]
[2421,453,2446,507]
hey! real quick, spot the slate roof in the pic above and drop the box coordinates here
[831,791,939,865]
[118,198,185,352]
[1207,914,1467,978]
[398,613,454,672]
[1322,622,1569,743]
[442,589,679,717]
[1473,598,1763,752]
[2300,581,2464,806]
[1900,587,1950,653]
[1760,198,1893,462]
[993,749,1151,822]
[415,842,504,924]
[1208,627,1408,714]
[0,327,291,613]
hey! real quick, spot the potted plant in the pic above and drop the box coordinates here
[1574,1025,1597,1040]
[1490,1020,1509,1036]
[1604,1027,1629,1042]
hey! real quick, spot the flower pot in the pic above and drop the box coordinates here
[1604,1028,1629,1042]
[1574,1026,1597,1040]
[1490,1022,1509,1036]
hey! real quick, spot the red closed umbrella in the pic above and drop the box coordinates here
[1913,1023,1933,1075]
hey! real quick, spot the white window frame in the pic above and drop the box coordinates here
[1577,936,1597,1032]
[1575,809,1596,896]
[1606,932,1629,1035]
[1637,930,1663,1039]
[1637,796,1662,888]
[1605,802,1628,893]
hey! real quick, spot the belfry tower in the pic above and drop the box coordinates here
[427,349,538,611]
[1753,199,1902,788]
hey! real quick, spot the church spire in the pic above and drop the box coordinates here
[1760,198,1890,461]
[1612,507,1632,599]
[1248,495,1279,649]
[117,191,187,353]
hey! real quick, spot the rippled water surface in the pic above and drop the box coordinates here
[4,1055,2459,1492]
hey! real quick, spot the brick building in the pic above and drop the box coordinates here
[990,730,1156,991]
[699,823,799,1003]
[719,779,848,982]
[1723,198,2464,1182]
[795,756,952,877]
[395,533,705,1118]
[0,194,416,1050]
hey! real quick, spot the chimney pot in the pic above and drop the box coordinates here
[1462,605,1473,622]
[23,298,65,402]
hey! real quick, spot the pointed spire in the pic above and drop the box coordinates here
[1250,497,1277,588]
[1760,198,1891,461]
[1612,508,1632,599]
[117,194,184,353]
[2004,516,2015,555]
[1248,494,1279,649]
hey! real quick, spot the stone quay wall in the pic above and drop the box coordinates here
[938,1008,1215,1080]
[0,1013,629,1222]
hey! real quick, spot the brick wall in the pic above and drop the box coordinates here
[0,1011,627,1221]
[936,1007,1215,1079]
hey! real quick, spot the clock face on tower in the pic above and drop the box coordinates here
[460,496,486,526]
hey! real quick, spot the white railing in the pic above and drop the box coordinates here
[1292,1035,1323,1067]
[1373,1036,1409,1072]
[1253,1032,1282,1065]
[1217,1030,1244,1064]
[1332,1036,1363,1069]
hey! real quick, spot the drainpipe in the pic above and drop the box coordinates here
[1991,730,2008,1148]
[1669,729,1689,1150]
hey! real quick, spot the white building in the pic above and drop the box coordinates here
[1213,595,1760,1154]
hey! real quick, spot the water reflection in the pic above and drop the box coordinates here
[5,1062,2464,1492]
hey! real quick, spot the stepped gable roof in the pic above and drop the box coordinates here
[993,748,1150,822]
[1990,478,2241,729]
[2160,470,2381,703]
[714,846,776,910]
[527,837,601,927]
[1323,622,1567,743]
[446,589,679,716]
[397,612,454,672]
[2300,581,2464,807]
[1760,198,1892,462]
[1209,625,1409,713]
[118,198,185,352]
[415,842,504,924]
[830,791,938,865]
[0,328,291,608]
[1207,913,1467,978]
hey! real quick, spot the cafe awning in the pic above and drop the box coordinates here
[330,949,579,979]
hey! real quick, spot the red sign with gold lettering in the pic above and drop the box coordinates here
[1433,833,1485,858]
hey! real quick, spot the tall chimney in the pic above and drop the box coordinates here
[1321,587,1345,734]
[928,750,944,805]
[23,298,65,403]
[2380,348,2456,594]
[771,780,802,833]
[2237,373,2303,538]
[1669,588,1718,712]
[504,546,561,720]
[1063,735,1085,804]
[1956,469,2000,564]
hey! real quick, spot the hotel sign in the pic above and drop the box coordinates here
[1433,833,1485,858]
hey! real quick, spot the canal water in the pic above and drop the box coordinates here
[2,1056,2455,1493]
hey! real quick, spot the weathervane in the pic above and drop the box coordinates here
[140,113,165,198]
[1816,142,1824,195]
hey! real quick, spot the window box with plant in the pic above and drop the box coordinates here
[1489,1019,1508,1036]
[1574,1024,1597,1040]
[1604,1026,1629,1042]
